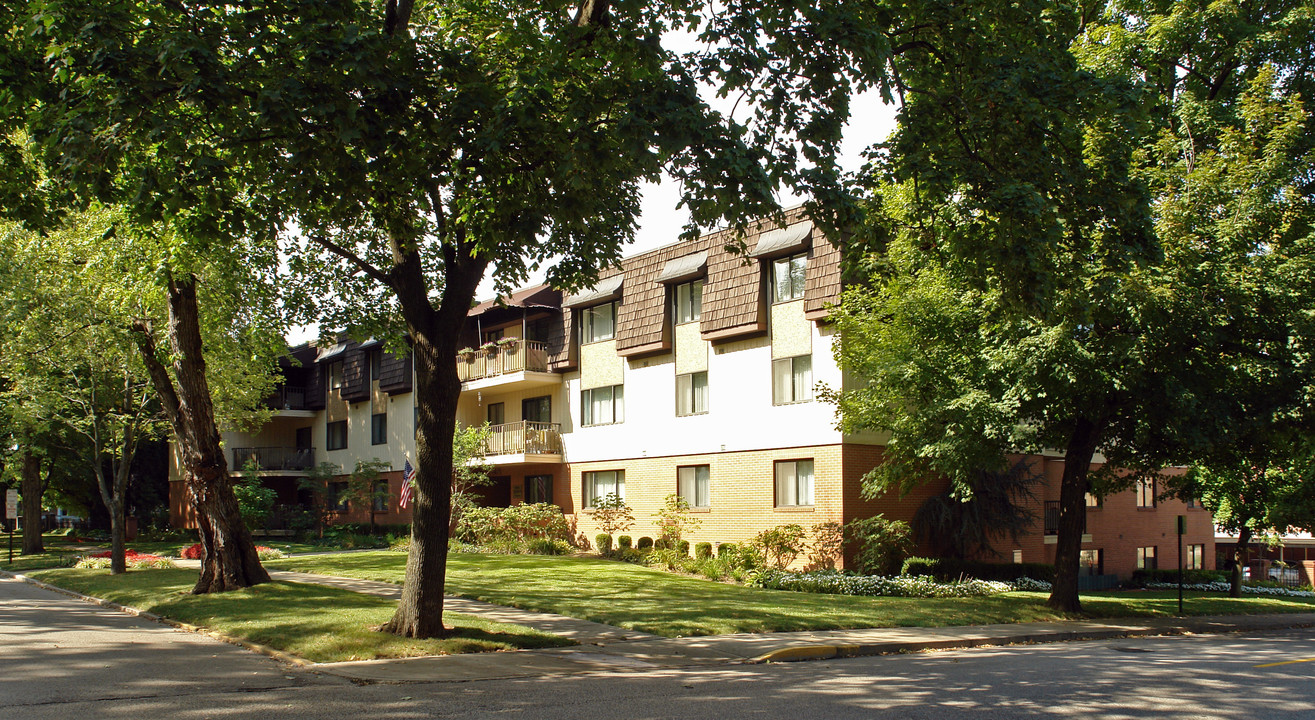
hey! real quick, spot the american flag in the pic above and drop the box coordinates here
[398,458,416,509]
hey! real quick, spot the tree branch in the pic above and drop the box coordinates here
[309,234,395,287]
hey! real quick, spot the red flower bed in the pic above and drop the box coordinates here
[180,543,272,559]
[89,549,150,559]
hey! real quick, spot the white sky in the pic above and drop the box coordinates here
[288,82,898,345]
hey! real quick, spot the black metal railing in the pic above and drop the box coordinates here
[232,446,315,472]
[265,385,309,411]
[1044,501,1087,535]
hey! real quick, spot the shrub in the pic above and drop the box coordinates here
[255,546,287,560]
[652,493,701,548]
[715,542,763,571]
[586,493,635,537]
[695,556,728,581]
[695,542,713,560]
[637,536,653,551]
[618,535,633,550]
[902,557,1056,583]
[77,550,176,570]
[717,542,737,558]
[751,569,1013,598]
[653,537,671,551]
[458,503,574,552]
[595,533,613,554]
[615,548,646,564]
[647,547,695,571]
[526,538,574,556]
[844,515,913,576]
[180,543,204,560]
[388,535,411,552]
[751,524,807,569]
[678,540,690,556]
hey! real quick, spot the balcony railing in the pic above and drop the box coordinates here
[232,446,316,472]
[1043,501,1087,535]
[457,340,550,382]
[264,385,308,411]
[484,421,563,456]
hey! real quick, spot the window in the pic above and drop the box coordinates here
[676,371,708,416]
[373,480,389,512]
[327,361,343,391]
[526,475,554,505]
[369,349,382,382]
[326,420,348,451]
[1085,492,1102,508]
[674,280,702,324]
[774,459,814,507]
[1186,544,1204,570]
[487,402,505,426]
[483,328,504,343]
[581,301,617,343]
[327,481,349,512]
[522,396,551,424]
[581,385,624,426]
[1079,549,1103,576]
[371,413,387,445]
[1186,497,1198,509]
[584,470,624,507]
[1137,546,1157,570]
[526,317,552,343]
[772,253,807,302]
[772,355,812,405]
[678,465,710,509]
[1136,478,1157,508]
[1012,549,1023,564]
[295,426,312,450]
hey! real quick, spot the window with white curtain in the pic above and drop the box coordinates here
[581,385,624,426]
[774,459,814,507]
[678,465,710,509]
[676,371,708,416]
[772,355,812,405]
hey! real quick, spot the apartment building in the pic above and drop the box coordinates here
[172,208,1215,579]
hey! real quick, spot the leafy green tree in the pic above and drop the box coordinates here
[912,461,1040,561]
[844,515,913,576]
[586,493,634,542]
[652,493,702,549]
[344,459,394,534]
[828,0,1314,612]
[449,425,493,535]
[235,460,279,532]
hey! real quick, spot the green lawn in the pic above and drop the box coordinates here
[267,552,1315,638]
[28,567,573,663]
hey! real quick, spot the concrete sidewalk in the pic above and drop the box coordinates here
[52,560,1315,684]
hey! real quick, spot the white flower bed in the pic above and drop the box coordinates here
[1011,576,1053,592]
[751,569,1014,598]
[1143,581,1315,598]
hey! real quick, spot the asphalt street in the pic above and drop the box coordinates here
[4,576,1314,719]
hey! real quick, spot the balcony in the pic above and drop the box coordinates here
[457,340,560,393]
[481,421,564,465]
[263,385,316,417]
[1043,501,1090,543]
[232,447,316,475]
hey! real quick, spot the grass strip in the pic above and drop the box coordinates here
[269,552,1315,638]
[27,567,573,663]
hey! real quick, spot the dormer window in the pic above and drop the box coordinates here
[327,361,344,391]
[674,280,702,324]
[772,253,807,302]
[581,301,617,344]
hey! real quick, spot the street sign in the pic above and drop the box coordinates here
[4,489,16,520]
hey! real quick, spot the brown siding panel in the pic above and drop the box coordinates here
[378,350,413,395]
[804,234,842,320]
[616,252,673,356]
[548,309,577,371]
[341,346,370,403]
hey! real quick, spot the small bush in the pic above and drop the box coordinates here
[255,546,287,560]
[695,542,713,560]
[180,543,203,560]
[751,524,808,569]
[618,535,633,550]
[526,538,574,556]
[595,534,613,554]
[696,557,728,581]
[388,535,411,552]
[615,548,646,564]
[805,521,844,571]
[717,542,737,558]
[76,550,176,570]
[845,515,913,576]
[653,537,671,551]
[637,536,653,551]
[678,540,690,556]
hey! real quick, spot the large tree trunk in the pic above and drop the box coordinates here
[134,274,268,592]
[107,497,127,574]
[1047,417,1104,613]
[20,451,44,554]
[1230,526,1250,599]
[379,232,488,638]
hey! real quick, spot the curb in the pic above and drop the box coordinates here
[0,569,313,667]
[751,620,1315,664]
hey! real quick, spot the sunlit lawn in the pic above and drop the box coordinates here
[28,567,572,663]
